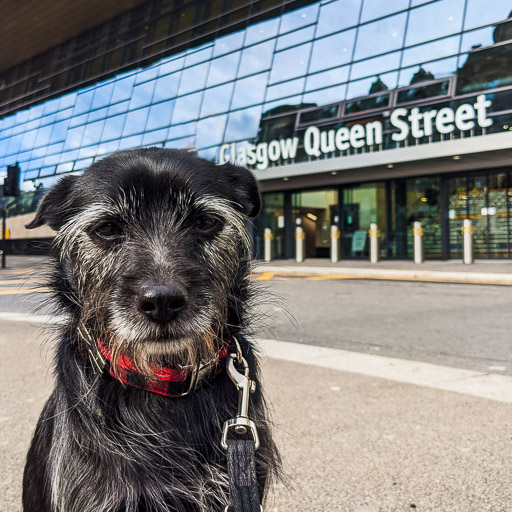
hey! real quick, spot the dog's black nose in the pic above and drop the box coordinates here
[137,284,188,323]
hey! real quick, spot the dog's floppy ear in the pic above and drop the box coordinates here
[217,162,261,218]
[26,175,79,230]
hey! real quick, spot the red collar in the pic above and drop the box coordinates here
[97,338,231,397]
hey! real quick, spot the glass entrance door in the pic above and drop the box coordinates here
[342,183,387,259]
[254,192,285,259]
[292,189,338,258]
[448,172,512,258]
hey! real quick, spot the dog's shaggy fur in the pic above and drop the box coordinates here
[22,148,279,512]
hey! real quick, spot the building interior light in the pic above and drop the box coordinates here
[453,155,461,160]
[331,171,337,175]
[387,164,394,169]
[306,213,318,221]
[283,177,289,181]
[421,197,428,202]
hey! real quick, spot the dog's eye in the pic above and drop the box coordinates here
[194,215,222,234]
[94,222,123,240]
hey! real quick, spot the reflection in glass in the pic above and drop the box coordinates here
[111,75,136,103]
[122,107,150,137]
[238,40,274,78]
[346,72,397,100]
[178,62,209,95]
[266,78,305,102]
[270,43,311,83]
[207,52,241,87]
[101,115,126,142]
[245,18,279,46]
[73,91,95,116]
[142,128,168,146]
[224,106,262,141]
[316,0,361,38]
[279,4,318,34]
[464,0,512,31]
[185,44,213,67]
[129,81,156,109]
[299,105,339,124]
[63,125,86,150]
[168,121,196,140]
[91,83,114,110]
[398,58,458,87]
[196,114,228,148]
[254,193,285,259]
[305,65,349,93]
[360,0,409,23]
[276,26,315,51]
[354,13,407,60]
[172,92,203,124]
[213,31,245,57]
[200,83,234,117]
[396,80,450,104]
[402,36,460,68]
[231,73,268,110]
[345,93,389,114]
[460,27,495,53]
[350,51,401,81]
[406,0,464,47]
[82,120,105,146]
[146,99,175,131]
[158,55,185,76]
[309,30,356,73]
[118,134,143,151]
[153,72,181,102]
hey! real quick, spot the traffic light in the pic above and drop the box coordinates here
[3,164,20,197]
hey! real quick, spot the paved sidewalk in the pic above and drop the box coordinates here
[254,258,512,285]
[2,319,511,512]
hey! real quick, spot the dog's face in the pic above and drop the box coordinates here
[28,148,260,373]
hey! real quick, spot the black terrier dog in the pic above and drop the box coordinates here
[22,148,279,512]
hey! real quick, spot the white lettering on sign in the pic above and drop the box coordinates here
[219,95,493,169]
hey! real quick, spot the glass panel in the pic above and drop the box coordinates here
[158,55,185,76]
[238,40,274,78]
[309,29,357,73]
[172,92,204,124]
[464,0,512,30]
[91,83,115,110]
[129,81,156,109]
[350,51,401,80]
[292,189,339,258]
[73,90,95,116]
[396,80,450,104]
[82,120,105,146]
[224,106,262,141]
[279,3,318,34]
[401,36,460,68]
[200,83,234,117]
[276,26,315,51]
[406,0,465,47]
[231,73,268,110]
[185,44,213,66]
[178,62,209,95]
[153,72,181,102]
[142,128,167,146]
[456,42,512,94]
[63,125,86,150]
[345,93,390,114]
[305,65,350,92]
[300,105,339,124]
[402,177,441,258]
[360,0,409,22]
[254,193,286,259]
[346,72,398,99]
[266,78,305,102]
[213,31,245,57]
[111,75,136,103]
[448,176,467,258]
[398,57,458,87]
[460,27,495,53]
[146,99,175,131]
[270,43,312,84]
[196,114,228,148]
[122,107,150,137]
[316,0,361,38]
[207,52,241,87]
[101,114,126,142]
[488,172,511,257]
[467,175,488,258]
[355,13,406,60]
[342,183,386,258]
[245,18,280,46]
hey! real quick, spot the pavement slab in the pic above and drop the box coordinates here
[1,320,511,512]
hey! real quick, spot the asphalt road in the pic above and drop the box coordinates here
[252,277,512,375]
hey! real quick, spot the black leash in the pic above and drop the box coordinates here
[221,339,263,512]
[226,440,261,512]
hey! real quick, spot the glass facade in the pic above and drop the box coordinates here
[1,0,512,259]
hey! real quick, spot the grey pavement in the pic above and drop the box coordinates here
[1,320,512,512]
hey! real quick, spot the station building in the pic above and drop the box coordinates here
[1,0,512,259]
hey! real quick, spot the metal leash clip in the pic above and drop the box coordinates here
[221,338,260,451]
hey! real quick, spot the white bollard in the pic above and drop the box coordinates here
[369,223,379,264]
[263,228,273,262]
[462,219,474,264]
[295,226,305,263]
[330,225,340,263]
[413,221,424,264]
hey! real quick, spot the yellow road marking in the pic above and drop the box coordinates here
[301,274,512,285]
[257,272,276,280]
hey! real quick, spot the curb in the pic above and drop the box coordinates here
[253,265,512,285]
